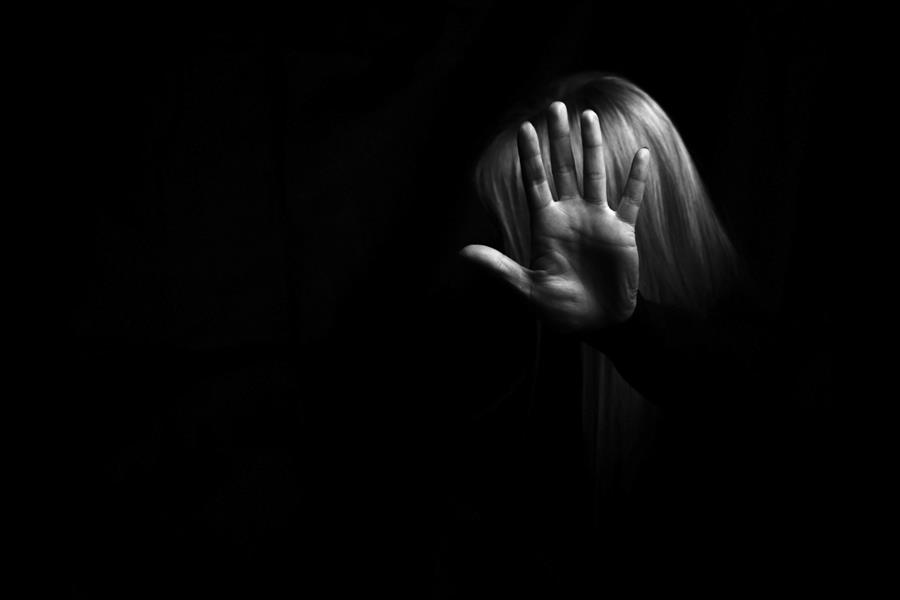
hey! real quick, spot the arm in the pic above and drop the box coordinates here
[588,291,771,405]
[459,101,775,407]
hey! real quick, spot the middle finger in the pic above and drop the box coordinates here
[547,102,580,201]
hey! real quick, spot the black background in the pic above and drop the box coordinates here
[47,3,878,597]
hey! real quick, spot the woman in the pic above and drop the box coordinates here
[460,73,744,512]
[440,71,820,597]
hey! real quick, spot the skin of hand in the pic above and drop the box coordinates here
[460,102,650,336]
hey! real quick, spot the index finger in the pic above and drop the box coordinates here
[517,122,554,211]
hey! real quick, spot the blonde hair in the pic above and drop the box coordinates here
[473,73,738,512]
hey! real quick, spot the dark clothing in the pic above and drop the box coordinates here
[430,226,836,596]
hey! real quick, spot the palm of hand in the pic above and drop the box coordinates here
[462,101,650,334]
[528,189,640,333]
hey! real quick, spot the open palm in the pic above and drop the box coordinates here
[461,102,650,334]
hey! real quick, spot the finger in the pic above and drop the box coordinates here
[459,244,532,299]
[580,110,608,206]
[547,102,579,200]
[517,122,554,211]
[616,148,650,226]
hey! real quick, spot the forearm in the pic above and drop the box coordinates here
[584,292,767,407]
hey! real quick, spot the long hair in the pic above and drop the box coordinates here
[473,73,739,515]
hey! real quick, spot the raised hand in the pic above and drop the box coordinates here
[461,102,650,335]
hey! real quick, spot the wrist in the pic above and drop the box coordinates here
[583,291,644,350]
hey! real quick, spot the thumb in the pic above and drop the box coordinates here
[459,244,532,299]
